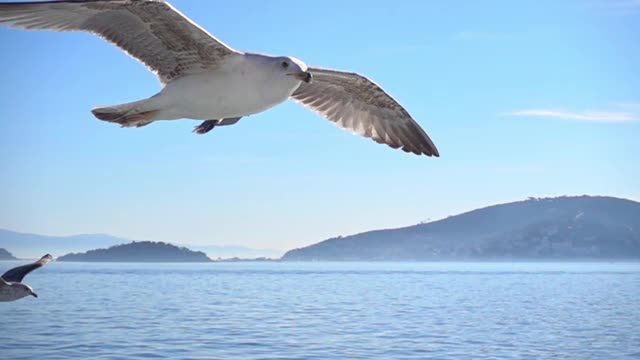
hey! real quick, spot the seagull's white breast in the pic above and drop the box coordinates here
[156,54,301,120]
[0,282,28,302]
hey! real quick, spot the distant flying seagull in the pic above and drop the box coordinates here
[0,0,439,156]
[0,254,53,302]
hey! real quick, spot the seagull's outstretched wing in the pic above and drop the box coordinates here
[1,254,53,283]
[0,0,240,83]
[291,67,439,157]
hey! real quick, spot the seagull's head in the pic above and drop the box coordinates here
[277,56,312,84]
[15,283,38,298]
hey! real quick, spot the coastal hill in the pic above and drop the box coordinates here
[282,196,640,261]
[58,241,212,262]
[0,248,17,260]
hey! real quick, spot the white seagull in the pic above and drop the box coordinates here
[0,0,439,156]
[0,254,53,302]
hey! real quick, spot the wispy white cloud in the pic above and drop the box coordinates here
[506,109,637,122]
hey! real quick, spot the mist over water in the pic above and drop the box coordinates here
[1,261,639,359]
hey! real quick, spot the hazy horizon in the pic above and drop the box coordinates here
[0,195,640,261]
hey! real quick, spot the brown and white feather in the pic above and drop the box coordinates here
[291,67,439,156]
[0,0,240,83]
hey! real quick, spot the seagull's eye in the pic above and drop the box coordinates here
[281,61,289,69]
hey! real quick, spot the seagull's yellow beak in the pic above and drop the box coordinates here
[288,71,313,84]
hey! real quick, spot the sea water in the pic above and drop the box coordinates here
[1,261,638,359]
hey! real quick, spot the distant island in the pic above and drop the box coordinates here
[0,248,17,260]
[282,196,640,261]
[58,241,212,262]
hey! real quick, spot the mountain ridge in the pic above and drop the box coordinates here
[282,196,640,261]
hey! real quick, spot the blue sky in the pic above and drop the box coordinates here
[0,0,638,252]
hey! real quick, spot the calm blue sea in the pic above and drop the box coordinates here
[1,261,639,359]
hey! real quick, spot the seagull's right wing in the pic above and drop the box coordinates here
[1,254,53,283]
[0,0,241,83]
[291,67,439,157]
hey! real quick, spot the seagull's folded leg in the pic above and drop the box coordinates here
[193,120,219,134]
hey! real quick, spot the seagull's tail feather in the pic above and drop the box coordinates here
[92,99,160,128]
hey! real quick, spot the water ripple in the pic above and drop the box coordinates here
[1,262,638,359]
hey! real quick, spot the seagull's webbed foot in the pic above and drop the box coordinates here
[193,119,219,134]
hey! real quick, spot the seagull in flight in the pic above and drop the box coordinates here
[0,254,53,302]
[0,0,439,156]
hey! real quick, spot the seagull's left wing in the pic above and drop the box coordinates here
[0,0,241,84]
[1,254,53,283]
[291,67,439,157]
